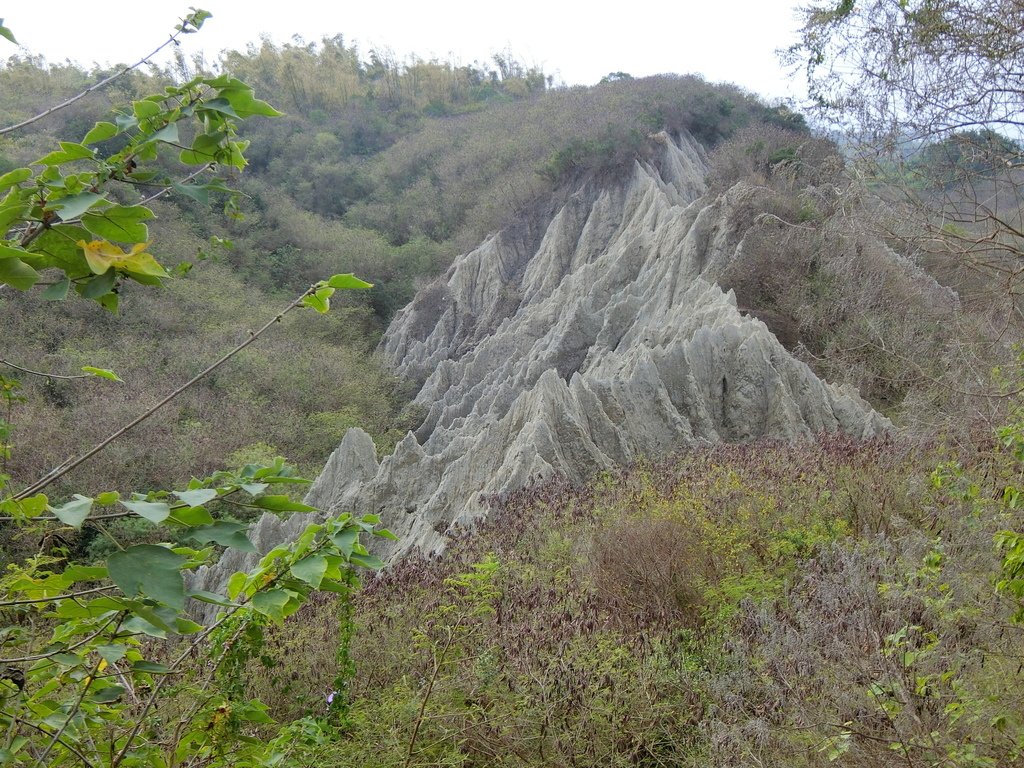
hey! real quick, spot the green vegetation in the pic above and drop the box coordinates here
[237,431,1024,766]
[0,11,410,766]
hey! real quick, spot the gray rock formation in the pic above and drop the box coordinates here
[192,130,889,601]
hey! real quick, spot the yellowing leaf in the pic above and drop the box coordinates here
[78,240,169,279]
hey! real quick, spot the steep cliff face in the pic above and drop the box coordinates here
[193,130,889,598]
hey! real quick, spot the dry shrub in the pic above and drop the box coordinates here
[705,492,1024,768]
[707,124,842,194]
[589,516,712,627]
[707,125,1008,436]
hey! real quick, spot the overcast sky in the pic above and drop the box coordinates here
[4,2,807,102]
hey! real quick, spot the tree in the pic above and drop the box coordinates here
[790,0,1024,140]
[787,0,1024,320]
[0,11,391,766]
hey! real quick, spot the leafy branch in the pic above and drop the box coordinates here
[0,9,212,137]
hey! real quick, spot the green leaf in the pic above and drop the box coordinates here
[115,113,138,133]
[186,521,256,552]
[252,495,315,513]
[175,616,202,633]
[148,121,180,144]
[63,564,107,580]
[120,615,168,638]
[120,499,170,523]
[0,493,48,520]
[82,366,122,382]
[318,578,355,594]
[0,21,17,45]
[41,277,70,301]
[187,589,235,607]
[174,488,218,506]
[83,122,118,145]
[90,684,125,703]
[35,142,95,166]
[0,257,40,290]
[290,555,328,588]
[349,552,385,570]
[216,85,284,118]
[251,589,290,622]
[172,181,209,205]
[0,244,28,261]
[81,205,153,243]
[236,702,275,724]
[224,139,249,170]
[179,133,224,165]
[168,505,214,526]
[0,167,31,192]
[53,594,124,619]
[327,273,374,290]
[180,8,212,31]
[227,571,247,600]
[22,225,91,276]
[96,644,128,663]
[131,660,171,674]
[50,192,105,221]
[302,286,333,313]
[133,100,162,120]
[98,291,119,314]
[241,482,268,495]
[79,267,116,299]
[201,98,240,118]
[48,494,93,528]
[331,529,358,558]
[107,544,187,609]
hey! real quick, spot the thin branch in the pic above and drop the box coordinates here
[405,621,461,768]
[0,511,138,524]
[139,163,214,206]
[1,585,112,607]
[33,651,108,767]
[14,284,319,501]
[0,21,194,136]
[0,359,96,381]
[0,614,120,664]
[0,710,96,768]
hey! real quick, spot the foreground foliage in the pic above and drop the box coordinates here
[228,429,1024,766]
[0,11,396,766]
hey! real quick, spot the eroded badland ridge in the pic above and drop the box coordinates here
[198,129,892,589]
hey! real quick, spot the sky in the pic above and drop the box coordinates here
[4,1,808,102]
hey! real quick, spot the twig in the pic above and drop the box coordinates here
[33,653,106,768]
[0,21,193,136]
[14,284,319,501]
[0,614,120,664]
[139,163,214,206]
[0,710,96,768]
[405,622,460,768]
[1,585,112,607]
[0,359,96,381]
